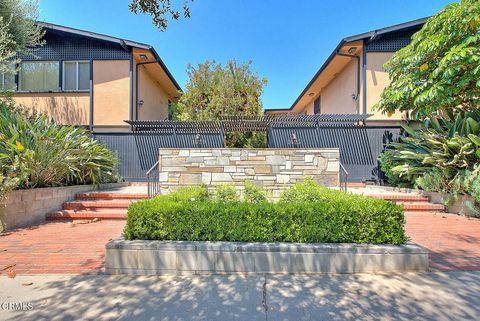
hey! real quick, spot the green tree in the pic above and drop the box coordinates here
[0,0,44,88]
[173,59,268,147]
[174,59,267,120]
[129,0,193,31]
[375,0,480,119]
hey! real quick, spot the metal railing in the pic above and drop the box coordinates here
[339,162,348,192]
[146,161,160,198]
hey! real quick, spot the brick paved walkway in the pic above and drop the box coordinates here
[0,213,479,275]
[0,220,124,274]
[405,212,480,271]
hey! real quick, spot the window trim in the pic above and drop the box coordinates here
[17,60,61,93]
[62,60,90,92]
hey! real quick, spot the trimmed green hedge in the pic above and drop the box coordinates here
[124,182,407,245]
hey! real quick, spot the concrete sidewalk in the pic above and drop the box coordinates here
[0,272,479,321]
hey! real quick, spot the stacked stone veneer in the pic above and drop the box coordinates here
[159,148,339,198]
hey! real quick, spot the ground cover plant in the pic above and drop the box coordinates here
[124,179,407,245]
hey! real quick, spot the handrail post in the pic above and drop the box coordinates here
[146,160,160,198]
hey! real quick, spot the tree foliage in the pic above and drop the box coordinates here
[0,0,44,87]
[174,59,267,120]
[375,0,480,119]
[129,0,193,31]
[173,59,268,147]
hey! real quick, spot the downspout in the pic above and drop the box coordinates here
[336,52,360,115]
[89,59,94,132]
[135,60,159,122]
[129,54,133,131]
[362,45,367,117]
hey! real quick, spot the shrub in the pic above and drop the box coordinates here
[279,177,331,203]
[378,150,415,188]
[244,180,267,203]
[125,182,407,245]
[0,101,120,199]
[215,183,239,202]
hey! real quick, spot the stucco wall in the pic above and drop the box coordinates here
[365,52,402,121]
[93,60,130,126]
[13,92,90,125]
[158,148,340,199]
[302,57,361,115]
[320,59,359,115]
[136,65,170,121]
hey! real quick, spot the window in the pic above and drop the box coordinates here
[1,65,16,91]
[314,97,321,114]
[63,61,90,91]
[19,62,60,91]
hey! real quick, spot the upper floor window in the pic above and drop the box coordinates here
[19,61,60,91]
[63,61,90,91]
[1,65,16,91]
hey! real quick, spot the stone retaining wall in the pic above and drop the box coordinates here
[159,148,339,198]
[106,240,429,275]
[0,183,128,232]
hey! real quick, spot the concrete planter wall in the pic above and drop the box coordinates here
[0,182,128,232]
[106,240,429,275]
[423,192,476,217]
[158,148,340,199]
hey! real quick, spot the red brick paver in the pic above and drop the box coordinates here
[405,212,480,272]
[0,220,125,274]
[0,212,479,275]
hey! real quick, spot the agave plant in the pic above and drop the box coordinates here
[379,109,480,193]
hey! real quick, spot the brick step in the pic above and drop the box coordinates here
[368,194,430,202]
[47,209,127,221]
[63,200,135,210]
[76,193,148,201]
[398,202,446,212]
[347,182,366,188]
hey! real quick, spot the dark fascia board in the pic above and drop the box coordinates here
[37,21,182,92]
[264,108,294,113]
[287,17,429,111]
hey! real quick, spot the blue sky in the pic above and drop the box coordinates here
[39,0,454,109]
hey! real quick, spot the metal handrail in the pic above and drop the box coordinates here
[339,162,348,192]
[146,161,160,198]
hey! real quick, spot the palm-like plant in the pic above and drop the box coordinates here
[0,101,120,198]
[380,110,480,191]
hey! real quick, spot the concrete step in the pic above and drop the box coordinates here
[76,193,148,201]
[47,209,127,220]
[63,200,135,211]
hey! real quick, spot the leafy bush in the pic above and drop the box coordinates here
[279,178,331,203]
[215,184,239,202]
[125,181,407,245]
[244,180,267,203]
[378,111,480,201]
[0,101,120,199]
[378,150,416,188]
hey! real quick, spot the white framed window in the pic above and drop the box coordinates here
[63,61,90,91]
[18,61,60,91]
